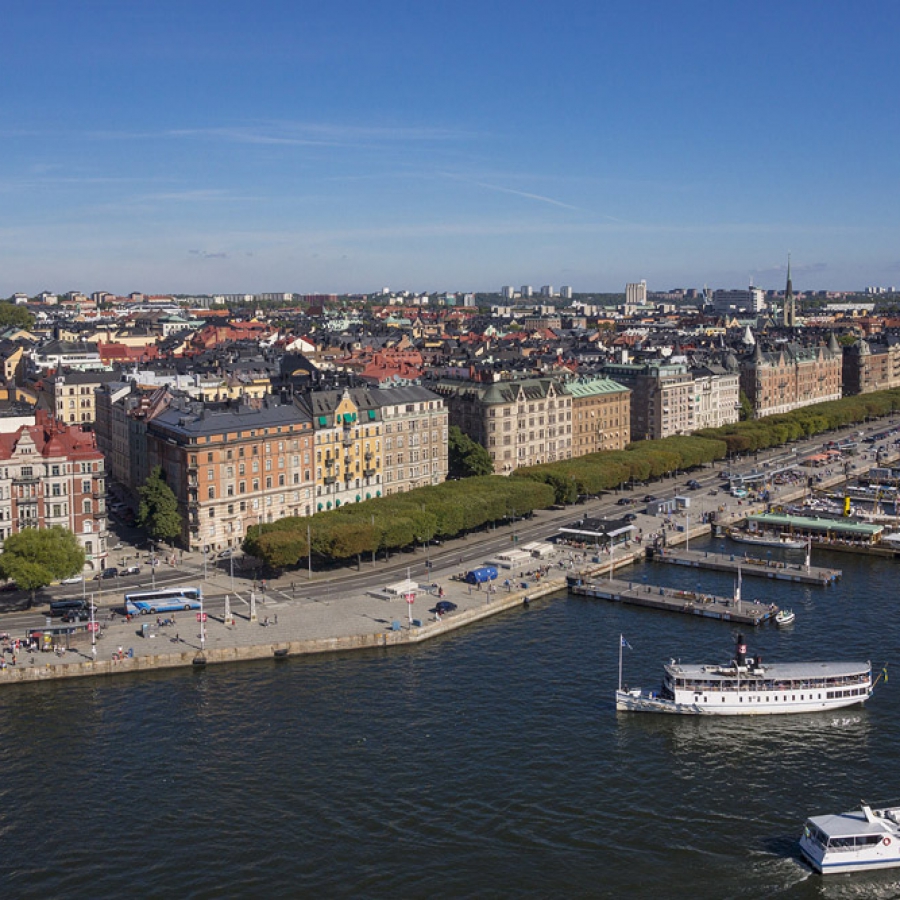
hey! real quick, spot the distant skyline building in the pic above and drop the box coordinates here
[625,280,647,305]
[520,285,533,298]
[501,285,516,299]
[560,285,573,299]
[540,285,554,298]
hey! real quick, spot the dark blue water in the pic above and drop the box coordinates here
[1,538,899,899]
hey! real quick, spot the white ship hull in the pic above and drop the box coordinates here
[615,687,871,716]
[800,803,900,874]
[615,634,875,716]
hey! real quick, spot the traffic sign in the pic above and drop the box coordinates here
[87,622,99,632]
[196,613,207,622]
[405,592,415,604]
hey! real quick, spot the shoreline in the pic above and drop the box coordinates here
[1,447,887,686]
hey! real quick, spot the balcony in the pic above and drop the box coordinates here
[363,468,376,478]
[324,475,336,485]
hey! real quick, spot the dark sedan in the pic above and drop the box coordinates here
[435,600,458,616]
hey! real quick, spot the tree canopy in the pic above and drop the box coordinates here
[0,526,85,604]
[449,425,494,477]
[137,466,183,543]
[0,302,34,331]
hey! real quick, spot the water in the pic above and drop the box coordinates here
[2,537,899,899]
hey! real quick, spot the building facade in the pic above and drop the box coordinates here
[434,377,573,474]
[740,335,843,418]
[602,362,695,440]
[842,339,900,395]
[147,397,316,553]
[562,376,632,456]
[0,411,107,571]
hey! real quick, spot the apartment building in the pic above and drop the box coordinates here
[433,377,572,474]
[602,362,695,440]
[0,410,107,571]
[562,376,631,456]
[842,339,900,395]
[740,335,842,417]
[147,397,315,552]
[42,370,122,426]
[371,386,448,495]
[691,364,741,430]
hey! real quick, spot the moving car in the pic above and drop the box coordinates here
[93,567,119,580]
[122,565,141,576]
[60,575,84,585]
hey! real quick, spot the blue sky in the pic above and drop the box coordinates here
[4,1,900,296]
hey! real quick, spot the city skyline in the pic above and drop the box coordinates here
[4,1,900,296]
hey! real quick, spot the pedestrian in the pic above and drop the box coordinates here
[274,614,278,625]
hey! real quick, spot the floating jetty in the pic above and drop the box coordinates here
[568,576,778,626]
[647,547,841,585]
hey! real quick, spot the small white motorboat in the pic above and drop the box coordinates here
[775,608,795,627]
[800,801,900,874]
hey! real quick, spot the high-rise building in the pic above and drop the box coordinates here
[625,281,648,305]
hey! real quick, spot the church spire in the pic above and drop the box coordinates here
[783,253,796,328]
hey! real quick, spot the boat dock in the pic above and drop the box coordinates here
[647,547,841,585]
[569,576,778,626]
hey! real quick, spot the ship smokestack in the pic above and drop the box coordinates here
[736,633,747,668]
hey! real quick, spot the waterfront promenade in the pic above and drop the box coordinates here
[0,432,893,685]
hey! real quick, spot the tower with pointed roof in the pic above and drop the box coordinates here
[783,254,796,328]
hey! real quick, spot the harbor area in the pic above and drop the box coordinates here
[568,575,779,626]
[646,546,841,585]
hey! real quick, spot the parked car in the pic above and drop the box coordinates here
[623,513,638,523]
[0,581,18,592]
[122,565,141,576]
[686,479,701,490]
[112,542,125,551]
[616,498,631,506]
[93,567,119,580]
[435,600,458,615]
[642,494,657,503]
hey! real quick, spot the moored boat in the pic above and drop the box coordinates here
[800,801,900,874]
[775,608,795,627]
[615,633,880,716]
[726,528,807,551]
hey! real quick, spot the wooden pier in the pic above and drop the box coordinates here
[647,547,841,585]
[569,576,778,626]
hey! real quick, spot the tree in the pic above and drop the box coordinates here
[0,302,34,331]
[448,426,494,478]
[738,390,754,421]
[0,526,85,606]
[137,466,183,544]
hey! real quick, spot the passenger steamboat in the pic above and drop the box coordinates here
[615,634,879,716]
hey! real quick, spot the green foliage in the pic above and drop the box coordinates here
[0,302,34,331]
[448,426,494,477]
[137,466,183,543]
[0,526,85,602]
[243,387,900,571]
[738,390,754,421]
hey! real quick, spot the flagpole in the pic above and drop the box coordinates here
[618,634,623,692]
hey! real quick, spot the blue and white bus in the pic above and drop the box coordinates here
[125,586,203,616]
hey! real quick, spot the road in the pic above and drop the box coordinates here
[2,417,897,637]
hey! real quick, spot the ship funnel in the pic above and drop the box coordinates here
[735,633,747,667]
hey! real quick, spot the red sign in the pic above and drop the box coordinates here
[405,592,415,604]
[196,613,207,622]
[87,622,99,632]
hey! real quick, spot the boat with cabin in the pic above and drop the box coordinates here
[800,801,900,874]
[615,633,879,716]
[775,609,795,627]
[725,528,807,551]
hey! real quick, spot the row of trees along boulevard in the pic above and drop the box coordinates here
[240,388,900,570]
